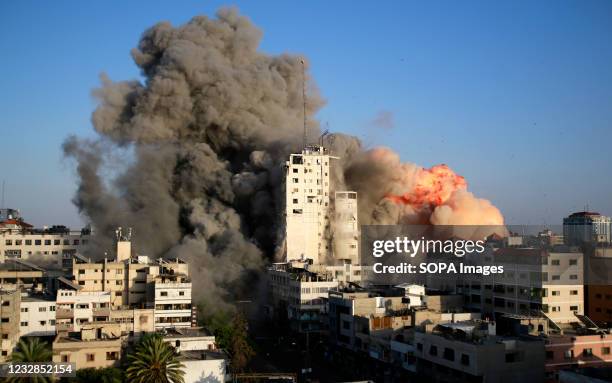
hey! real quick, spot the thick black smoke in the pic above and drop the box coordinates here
[64,8,324,311]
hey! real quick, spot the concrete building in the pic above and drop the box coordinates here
[445,247,585,323]
[286,145,336,264]
[0,259,46,291]
[0,209,90,266]
[268,262,338,332]
[413,320,545,383]
[70,229,193,329]
[52,327,122,369]
[55,288,111,332]
[19,294,56,337]
[332,191,359,264]
[564,211,611,246]
[544,321,612,379]
[0,289,20,361]
[151,271,193,329]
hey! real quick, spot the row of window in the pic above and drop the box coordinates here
[5,239,84,246]
[20,320,56,326]
[20,306,56,313]
[547,347,610,360]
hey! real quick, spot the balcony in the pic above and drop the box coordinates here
[56,308,73,319]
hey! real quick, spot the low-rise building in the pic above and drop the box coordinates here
[0,289,20,361]
[19,294,56,337]
[52,327,122,369]
[413,320,545,383]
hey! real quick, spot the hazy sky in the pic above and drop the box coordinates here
[1,0,611,228]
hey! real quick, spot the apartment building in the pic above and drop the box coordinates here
[332,191,359,264]
[286,145,336,264]
[0,289,20,361]
[563,211,612,245]
[413,320,545,383]
[0,259,45,291]
[1,209,90,266]
[151,271,193,329]
[55,288,111,332]
[268,262,338,332]
[52,326,122,369]
[19,294,56,337]
[443,247,585,323]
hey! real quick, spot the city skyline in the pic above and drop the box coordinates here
[1,1,612,228]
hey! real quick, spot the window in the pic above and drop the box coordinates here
[44,240,51,245]
[78,269,85,274]
[569,275,578,280]
[35,240,41,246]
[61,355,69,362]
[292,178,299,183]
[5,240,11,245]
[73,239,80,245]
[546,351,554,360]
[25,240,32,245]
[293,198,298,204]
[63,239,70,245]
[417,343,423,351]
[429,345,438,356]
[570,290,578,295]
[39,307,46,312]
[106,352,118,361]
[443,348,455,361]
[15,240,22,245]
[54,239,60,245]
[569,259,577,266]
[583,348,593,357]
[116,280,122,286]
[570,305,579,312]
[292,168,298,173]
[179,291,185,296]
[86,354,95,362]
[564,350,574,360]
[160,292,168,297]
[78,281,85,286]
[40,321,46,326]
[552,291,560,296]
[20,308,28,313]
[551,259,560,266]
[552,275,560,281]
[461,354,470,366]
[1,334,7,339]
[602,347,610,355]
[20,322,28,326]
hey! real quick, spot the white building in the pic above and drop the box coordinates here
[332,191,359,264]
[563,211,611,245]
[152,272,193,329]
[55,288,111,332]
[0,209,90,266]
[19,295,56,337]
[286,145,335,264]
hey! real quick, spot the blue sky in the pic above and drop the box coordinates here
[0,1,611,227]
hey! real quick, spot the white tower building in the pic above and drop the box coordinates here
[286,145,336,264]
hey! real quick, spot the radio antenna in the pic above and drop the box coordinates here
[301,58,307,148]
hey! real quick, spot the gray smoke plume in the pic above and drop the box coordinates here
[64,7,504,312]
[64,7,324,312]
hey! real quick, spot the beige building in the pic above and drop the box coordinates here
[52,327,122,369]
[0,289,20,361]
[0,209,90,266]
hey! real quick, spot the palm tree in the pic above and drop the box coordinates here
[125,333,185,383]
[7,337,52,383]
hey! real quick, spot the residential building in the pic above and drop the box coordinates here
[55,288,111,332]
[564,211,611,246]
[332,191,359,264]
[0,209,90,266]
[267,262,338,332]
[52,327,122,369]
[0,289,20,361]
[0,259,46,291]
[19,294,56,337]
[443,247,585,323]
[285,145,336,264]
[413,320,545,383]
[151,271,193,329]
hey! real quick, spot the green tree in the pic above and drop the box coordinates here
[125,333,185,383]
[227,312,255,373]
[7,337,52,383]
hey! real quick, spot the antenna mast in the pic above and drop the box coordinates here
[301,58,307,148]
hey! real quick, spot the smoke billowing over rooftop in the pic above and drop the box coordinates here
[63,7,503,312]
